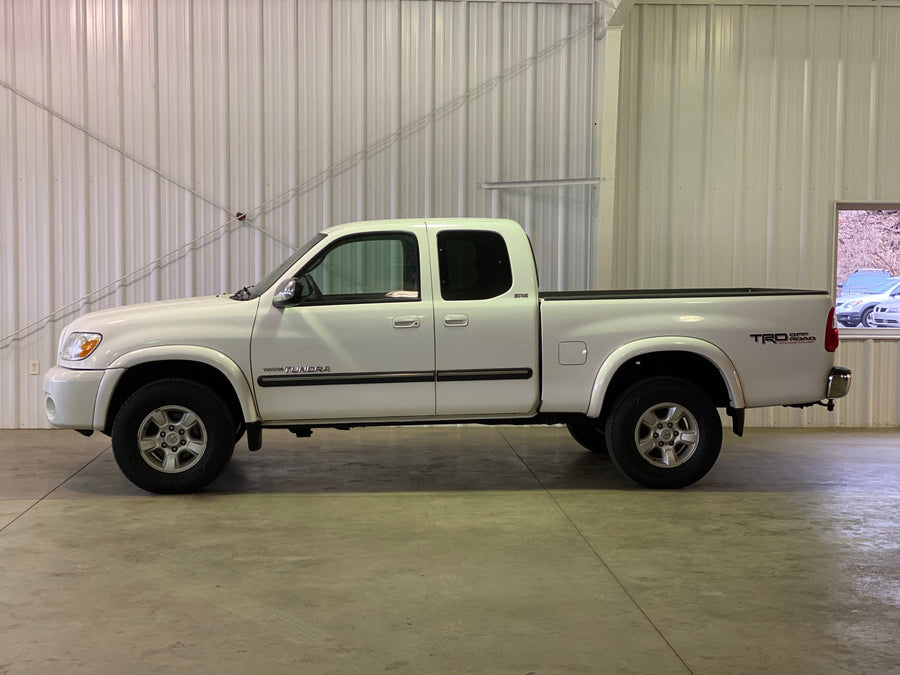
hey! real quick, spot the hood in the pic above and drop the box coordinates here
[59,295,260,369]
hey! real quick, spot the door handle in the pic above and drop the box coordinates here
[443,314,469,327]
[393,316,420,329]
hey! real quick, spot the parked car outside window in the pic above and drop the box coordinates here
[873,296,900,328]
[836,277,900,328]
[837,268,891,297]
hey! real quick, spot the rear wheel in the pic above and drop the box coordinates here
[112,379,235,494]
[566,421,607,454]
[604,377,721,489]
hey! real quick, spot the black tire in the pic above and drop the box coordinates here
[566,421,607,454]
[604,377,722,489]
[112,379,236,494]
[860,307,875,328]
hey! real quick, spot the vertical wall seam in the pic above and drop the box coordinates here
[151,0,160,301]
[665,6,677,286]
[359,0,368,221]
[701,4,711,287]
[765,6,780,286]
[835,5,846,199]
[799,6,813,287]
[868,5,880,200]
[557,5,571,289]
[43,0,55,319]
[222,0,232,292]
[80,0,91,312]
[731,4,747,284]
[325,0,333,226]
[426,0,435,218]
[459,0,469,216]
[391,0,401,219]
[525,2,537,237]
[257,0,265,277]
[491,0,502,218]
[187,0,196,296]
[9,0,21,425]
[116,0,126,304]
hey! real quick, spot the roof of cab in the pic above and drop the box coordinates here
[320,217,523,237]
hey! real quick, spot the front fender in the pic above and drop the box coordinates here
[585,337,745,418]
[98,346,260,425]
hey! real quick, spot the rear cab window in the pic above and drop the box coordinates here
[437,230,513,301]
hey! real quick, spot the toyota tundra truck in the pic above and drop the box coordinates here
[44,218,851,493]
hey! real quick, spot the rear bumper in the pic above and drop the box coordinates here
[826,366,852,400]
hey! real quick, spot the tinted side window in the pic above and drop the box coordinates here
[437,231,512,301]
[301,233,420,304]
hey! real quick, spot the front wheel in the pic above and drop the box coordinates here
[860,307,875,328]
[604,377,722,489]
[112,379,236,494]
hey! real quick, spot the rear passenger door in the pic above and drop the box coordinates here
[427,224,540,417]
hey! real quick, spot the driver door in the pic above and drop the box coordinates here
[250,228,436,421]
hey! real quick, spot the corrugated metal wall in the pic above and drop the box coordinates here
[615,2,900,427]
[0,0,602,428]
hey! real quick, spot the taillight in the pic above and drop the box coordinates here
[825,307,839,352]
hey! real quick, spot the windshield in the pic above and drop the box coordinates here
[233,233,327,300]
[866,278,900,295]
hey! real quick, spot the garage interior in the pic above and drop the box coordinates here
[3,0,900,673]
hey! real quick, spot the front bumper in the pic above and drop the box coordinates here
[873,313,900,327]
[826,366,852,400]
[43,366,105,429]
[836,311,861,324]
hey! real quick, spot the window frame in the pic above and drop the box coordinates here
[292,231,422,307]
[834,202,900,338]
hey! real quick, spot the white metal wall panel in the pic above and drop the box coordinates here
[616,3,900,427]
[0,0,600,428]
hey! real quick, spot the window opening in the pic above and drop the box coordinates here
[835,206,900,332]
[437,230,513,301]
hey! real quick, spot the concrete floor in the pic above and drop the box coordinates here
[1,427,899,674]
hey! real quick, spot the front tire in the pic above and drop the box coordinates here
[604,377,722,489]
[860,307,875,328]
[112,379,236,494]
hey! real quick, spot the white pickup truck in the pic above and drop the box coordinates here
[44,218,851,493]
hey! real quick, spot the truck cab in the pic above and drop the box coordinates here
[249,219,540,421]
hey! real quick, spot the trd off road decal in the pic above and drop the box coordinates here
[749,332,816,345]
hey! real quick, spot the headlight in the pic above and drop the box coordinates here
[60,332,103,361]
[842,299,862,309]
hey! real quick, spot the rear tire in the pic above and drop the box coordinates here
[566,421,607,454]
[604,377,721,489]
[112,379,235,494]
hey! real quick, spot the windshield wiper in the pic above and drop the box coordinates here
[230,285,254,301]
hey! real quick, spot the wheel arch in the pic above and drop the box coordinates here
[98,347,259,434]
[586,338,745,420]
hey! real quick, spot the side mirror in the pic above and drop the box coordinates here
[273,278,298,308]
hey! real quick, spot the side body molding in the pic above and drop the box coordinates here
[98,346,260,425]
[585,337,746,418]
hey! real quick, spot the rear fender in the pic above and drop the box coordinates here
[585,337,745,418]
